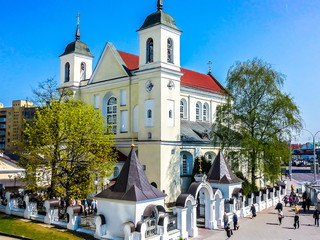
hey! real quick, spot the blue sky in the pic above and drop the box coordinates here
[0,0,319,143]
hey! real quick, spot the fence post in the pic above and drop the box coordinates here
[23,195,31,219]
[123,221,135,240]
[174,207,188,239]
[5,192,11,215]
[94,214,107,239]
[67,206,80,230]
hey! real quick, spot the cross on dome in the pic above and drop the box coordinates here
[208,60,212,73]
[75,13,80,41]
[157,0,163,11]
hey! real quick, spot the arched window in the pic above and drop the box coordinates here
[80,62,86,80]
[167,38,173,63]
[196,102,202,120]
[180,99,187,119]
[182,154,187,175]
[114,167,119,178]
[65,62,70,82]
[107,96,117,133]
[203,103,209,121]
[147,109,152,118]
[146,38,154,63]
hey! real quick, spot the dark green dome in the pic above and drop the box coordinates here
[138,10,180,31]
[60,40,93,57]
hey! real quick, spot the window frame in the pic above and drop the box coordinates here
[146,38,154,63]
[65,62,70,82]
[107,96,117,133]
[167,38,173,63]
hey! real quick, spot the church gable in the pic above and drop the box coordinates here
[89,42,129,84]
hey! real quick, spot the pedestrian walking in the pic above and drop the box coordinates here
[294,213,300,229]
[225,223,233,238]
[223,212,228,229]
[278,209,284,225]
[302,199,306,213]
[250,204,256,219]
[289,196,293,207]
[233,212,239,230]
[313,209,319,227]
[294,204,299,214]
[295,195,299,205]
[91,199,96,213]
[283,195,288,207]
[275,201,283,211]
[302,191,306,200]
[306,197,311,211]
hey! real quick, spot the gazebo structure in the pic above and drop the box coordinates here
[94,146,167,239]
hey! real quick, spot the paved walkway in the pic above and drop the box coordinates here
[192,178,320,240]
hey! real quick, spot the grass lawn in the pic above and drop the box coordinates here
[0,213,95,240]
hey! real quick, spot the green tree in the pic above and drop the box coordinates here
[192,156,212,182]
[18,99,117,204]
[212,59,302,190]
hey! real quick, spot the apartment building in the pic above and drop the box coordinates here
[0,100,37,151]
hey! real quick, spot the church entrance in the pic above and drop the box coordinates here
[187,181,215,229]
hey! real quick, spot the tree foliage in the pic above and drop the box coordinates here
[212,59,302,190]
[18,99,117,204]
[192,156,212,182]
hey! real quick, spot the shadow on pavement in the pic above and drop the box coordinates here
[282,226,295,230]
[266,222,279,225]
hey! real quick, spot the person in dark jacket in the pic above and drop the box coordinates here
[275,201,283,211]
[302,199,307,213]
[313,209,319,227]
[250,204,256,219]
[306,197,311,211]
[294,213,300,229]
[225,223,233,238]
[233,212,239,230]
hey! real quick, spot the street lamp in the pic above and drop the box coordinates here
[303,129,320,182]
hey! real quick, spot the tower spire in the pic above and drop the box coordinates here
[75,13,80,41]
[157,0,163,11]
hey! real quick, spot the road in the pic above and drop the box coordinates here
[192,176,320,240]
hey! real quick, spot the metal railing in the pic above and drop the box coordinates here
[167,212,177,232]
[145,217,157,238]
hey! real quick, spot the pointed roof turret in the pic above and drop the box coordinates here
[207,150,242,184]
[138,0,180,31]
[60,13,93,58]
[95,148,166,201]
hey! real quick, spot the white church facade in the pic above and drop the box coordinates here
[59,0,227,203]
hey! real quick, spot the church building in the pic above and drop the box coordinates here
[59,0,227,203]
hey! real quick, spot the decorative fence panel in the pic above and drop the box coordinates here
[167,212,177,232]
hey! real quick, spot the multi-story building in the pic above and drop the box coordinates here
[0,100,37,151]
[59,1,228,202]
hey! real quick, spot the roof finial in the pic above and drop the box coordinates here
[75,13,80,41]
[131,138,135,148]
[208,60,212,73]
[157,0,163,11]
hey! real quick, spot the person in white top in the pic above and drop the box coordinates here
[278,209,284,225]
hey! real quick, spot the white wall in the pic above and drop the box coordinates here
[96,197,165,238]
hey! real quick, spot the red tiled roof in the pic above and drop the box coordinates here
[117,51,225,93]
[118,51,139,70]
[180,68,224,93]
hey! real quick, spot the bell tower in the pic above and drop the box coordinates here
[59,14,94,89]
[135,0,183,202]
[137,0,182,72]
